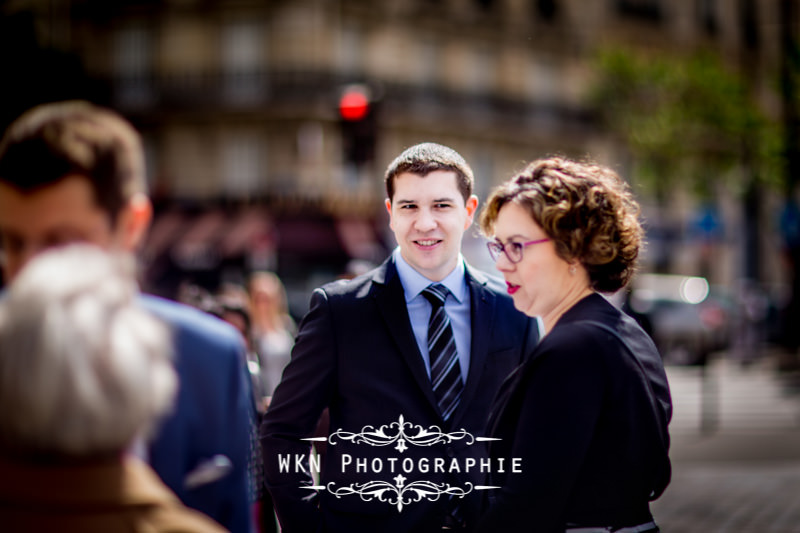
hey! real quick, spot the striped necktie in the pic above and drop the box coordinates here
[422,283,464,422]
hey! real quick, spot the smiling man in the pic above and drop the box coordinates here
[261,142,539,533]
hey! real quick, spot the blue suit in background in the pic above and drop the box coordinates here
[142,294,254,533]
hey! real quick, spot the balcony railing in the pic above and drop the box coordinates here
[111,68,596,130]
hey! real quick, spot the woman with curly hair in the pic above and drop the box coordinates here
[475,157,672,533]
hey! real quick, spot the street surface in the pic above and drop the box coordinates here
[652,352,800,532]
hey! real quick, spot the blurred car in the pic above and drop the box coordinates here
[624,273,735,366]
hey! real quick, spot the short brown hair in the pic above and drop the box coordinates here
[480,157,643,293]
[384,142,474,204]
[0,101,146,221]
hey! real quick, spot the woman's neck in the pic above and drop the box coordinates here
[541,285,594,336]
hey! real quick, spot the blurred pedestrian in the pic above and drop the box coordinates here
[0,101,254,532]
[248,271,295,407]
[217,287,267,401]
[0,245,225,533]
[211,286,278,533]
[261,142,539,532]
[476,157,672,532]
[733,278,769,365]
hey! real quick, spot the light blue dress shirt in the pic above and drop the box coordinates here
[393,247,471,383]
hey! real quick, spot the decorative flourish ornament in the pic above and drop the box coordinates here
[303,477,498,512]
[305,414,489,453]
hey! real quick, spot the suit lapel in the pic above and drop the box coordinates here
[449,265,495,429]
[372,259,440,415]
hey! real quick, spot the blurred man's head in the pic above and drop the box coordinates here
[0,101,152,282]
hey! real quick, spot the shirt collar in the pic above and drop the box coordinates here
[393,247,468,304]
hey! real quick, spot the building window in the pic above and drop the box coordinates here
[113,25,153,107]
[222,20,266,105]
[464,46,493,94]
[338,24,363,76]
[222,132,264,199]
[616,0,662,22]
[417,38,440,87]
[740,0,759,50]
[526,55,559,104]
[535,0,558,21]
[697,0,718,36]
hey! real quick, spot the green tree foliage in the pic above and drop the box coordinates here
[591,48,781,199]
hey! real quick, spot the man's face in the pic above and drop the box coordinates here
[0,175,125,283]
[386,170,478,282]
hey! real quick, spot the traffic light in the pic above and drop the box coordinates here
[338,84,376,166]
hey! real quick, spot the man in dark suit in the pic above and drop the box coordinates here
[0,101,254,533]
[261,143,539,532]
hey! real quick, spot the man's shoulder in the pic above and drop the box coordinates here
[465,263,511,298]
[317,260,389,299]
[139,294,243,349]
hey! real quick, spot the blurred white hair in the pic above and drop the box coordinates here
[0,244,176,457]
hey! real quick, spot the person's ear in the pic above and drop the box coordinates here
[117,193,152,252]
[385,198,394,231]
[464,195,479,228]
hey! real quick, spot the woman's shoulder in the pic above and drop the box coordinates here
[534,295,651,364]
[546,320,606,346]
[547,295,618,341]
[531,321,610,370]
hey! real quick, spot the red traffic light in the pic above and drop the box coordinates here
[339,88,370,121]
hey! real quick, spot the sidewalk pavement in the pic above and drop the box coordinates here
[651,352,800,532]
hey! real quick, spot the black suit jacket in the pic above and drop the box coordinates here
[261,257,538,533]
[475,293,672,533]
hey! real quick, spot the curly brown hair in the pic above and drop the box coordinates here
[480,157,643,293]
